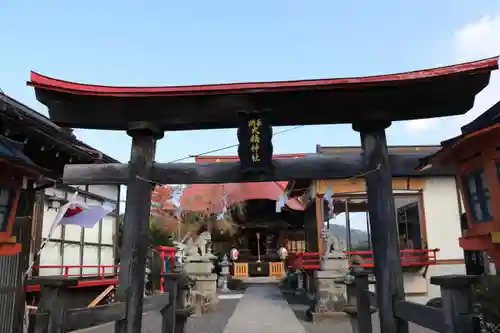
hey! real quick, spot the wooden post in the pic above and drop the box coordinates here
[13,181,36,333]
[353,121,408,333]
[339,271,376,333]
[161,279,177,333]
[430,275,478,333]
[115,123,163,333]
[353,272,373,333]
[164,271,193,333]
[345,199,352,251]
[31,277,78,333]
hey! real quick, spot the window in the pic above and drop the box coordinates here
[0,188,13,233]
[463,169,492,223]
[396,199,423,250]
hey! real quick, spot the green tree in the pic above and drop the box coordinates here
[116,214,174,257]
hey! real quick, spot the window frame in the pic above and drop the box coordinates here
[462,168,493,223]
[0,175,21,243]
[0,188,16,233]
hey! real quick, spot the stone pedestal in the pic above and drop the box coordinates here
[184,260,214,275]
[184,257,218,314]
[190,274,218,315]
[310,255,349,323]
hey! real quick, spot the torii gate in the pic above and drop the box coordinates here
[27,56,498,333]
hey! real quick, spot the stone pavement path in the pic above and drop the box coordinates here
[222,285,306,333]
[142,295,241,333]
[78,286,437,333]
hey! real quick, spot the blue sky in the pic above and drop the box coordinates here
[2,1,500,229]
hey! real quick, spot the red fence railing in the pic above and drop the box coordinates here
[26,246,178,293]
[33,265,120,278]
[287,252,321,270]
[26,265,120,292]
[287,248,440,270]
[344,248,440,268]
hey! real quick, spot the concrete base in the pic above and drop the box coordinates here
[312,269,347,314]
[192,291,218,315]
[184,260,214,275]
[320,254,348,271]
[189,274,218,315]
[236,276,282,285]
[310,311,350,324]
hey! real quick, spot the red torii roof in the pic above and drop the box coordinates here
[28,57,499,131]
[28,58,497,97]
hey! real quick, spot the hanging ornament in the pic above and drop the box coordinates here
[323,187,334,219]
[221,192,228,214]
[172,187,184,219]
[173,207,183,219]
[217,191,229,220]
[170,188,182,208]
[276,193,288,213]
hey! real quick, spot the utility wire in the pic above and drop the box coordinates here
[136,125,305,186]
[166,125,304,163]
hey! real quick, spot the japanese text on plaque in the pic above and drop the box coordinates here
[248,119,262,162]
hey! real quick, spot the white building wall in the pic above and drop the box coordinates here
[37,184,119,277]
[422,177,464,261]
[403,177,466,303]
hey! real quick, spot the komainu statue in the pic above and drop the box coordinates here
[321,228,345,257]
[175,231,214,258]
[194,231,212,257]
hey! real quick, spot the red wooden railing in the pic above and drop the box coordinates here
[26,246,177,293]
[287,248,440,270]
[26,265,120,292]
[287,252,321,270]
[344,248,440,268]
[33,265,120,278]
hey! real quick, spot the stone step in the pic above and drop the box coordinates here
[235,276,283,285]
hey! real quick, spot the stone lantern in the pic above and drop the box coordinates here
[219,254,230,292]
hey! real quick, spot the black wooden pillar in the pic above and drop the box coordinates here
[13,180,36,333]
[115,123,163,333]
[353,121,408,333]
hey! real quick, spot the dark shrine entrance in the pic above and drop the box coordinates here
[27,56,498,333]
[211,197,303,278]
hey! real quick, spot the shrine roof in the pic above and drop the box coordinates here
[418,100,500,169]
[190,154,307,211]
[0,135,47,175]
[28,57,499,131]
[287,145,455,195]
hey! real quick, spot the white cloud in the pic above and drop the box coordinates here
[404,118,440,134]
[404,13,500,136]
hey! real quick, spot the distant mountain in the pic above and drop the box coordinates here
[327,224,369,249]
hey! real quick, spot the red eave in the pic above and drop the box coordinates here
[27,57,499,97]
[417,123,500,170]
[179,154,308,211]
